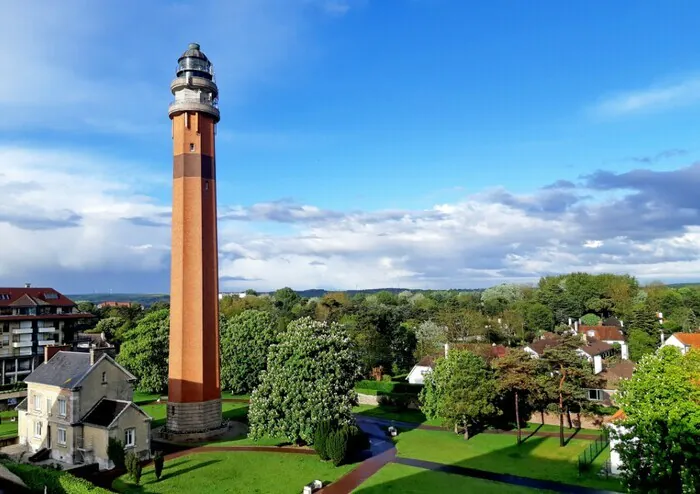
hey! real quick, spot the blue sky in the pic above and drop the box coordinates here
[2,0,700,293]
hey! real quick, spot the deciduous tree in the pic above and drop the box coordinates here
[611,346,700,493]
[248,317,360,445]
[220,309,278,394]
[116,309,169,394]
[420,350,499,439]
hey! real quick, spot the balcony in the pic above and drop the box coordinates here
[12,327,33,335]
[38,327,57,333]
[37,339,58,346]
[11,341,33,348]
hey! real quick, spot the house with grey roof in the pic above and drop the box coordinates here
[16,346,151,470]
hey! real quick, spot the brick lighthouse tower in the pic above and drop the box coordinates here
[166,43,222,436]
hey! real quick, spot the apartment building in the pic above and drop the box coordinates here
[0,285,93,385]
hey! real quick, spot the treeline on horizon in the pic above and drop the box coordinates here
[69,280,700,307]
[76,272,700,383]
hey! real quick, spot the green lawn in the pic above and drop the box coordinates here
[393,428,622,492]
[353,463,553,493]
[133,391,163,405]
[204,434,290,447]
[221,391,250,400]
[0,410,18,438]
[113,451,355,493]
[142,402,249,428]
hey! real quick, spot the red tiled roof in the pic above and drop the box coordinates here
[672,333,700,349]
[0,287,76,307]
[599,360,636,390]
[579,325,625,341]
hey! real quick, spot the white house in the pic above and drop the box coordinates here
[661,332,700,355]
[407,355,436,385]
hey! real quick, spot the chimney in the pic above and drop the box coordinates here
[660,332,665,346]
[45,344,70,363]
[444,343,449,358]
[90,347,108,366]
[568,317,572,326]
[593,355,603,374]
[574,321,579,333]
[620,342,629,360]
[24,282,31,288]
[620,319,624,328]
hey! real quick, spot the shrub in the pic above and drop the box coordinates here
[3,461,111,493]
[153,450,164,481]
[133,462,143,485]
[314,420,334,460]
[107,437,125,470]
[346,425,369,455]
[326,429,349,466]
[381,374,393,382]
[125,451,139,479]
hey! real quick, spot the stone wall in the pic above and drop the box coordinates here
[167,398,222,432]
[528,411,606,429]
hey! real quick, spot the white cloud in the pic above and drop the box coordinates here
[590,75,700,118]
[3,142,700,291]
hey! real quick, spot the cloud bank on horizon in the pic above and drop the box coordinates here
[2,0,700,293]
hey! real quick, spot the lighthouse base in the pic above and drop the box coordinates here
[165,398,222,436]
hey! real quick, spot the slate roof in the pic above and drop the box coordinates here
[579,325,625,342]
[24,351,91,389]
[82,398,130,427]
[0,287,76,307]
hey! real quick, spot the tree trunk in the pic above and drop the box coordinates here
[454,423,459,435]
[540,409,545,425]
[566,407,573,429]
[559,396,565,447]
[463,420,469,440]
[514,390,521,445]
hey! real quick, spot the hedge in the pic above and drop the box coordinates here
[3,461,111,493]
[355,380,422,395]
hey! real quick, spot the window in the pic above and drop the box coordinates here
[0,294,10,300]
[189,143,195,152]
[58,399,67,417]
[588,389,603,401]
[102,372,107,384]
[34,421,42,438]
[43,292,58,300]
[46,398,51,414]
[58,428,67,446]
[204,181,209,191]
[33,394,41,411]
[125,428,135,447]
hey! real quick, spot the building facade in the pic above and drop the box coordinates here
[0,285,92,385]
[17,348,150,470]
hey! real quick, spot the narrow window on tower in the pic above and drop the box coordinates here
[184,112,189,129]
[205,181,209,191]
[190,143,195,152]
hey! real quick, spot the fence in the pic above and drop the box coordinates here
[578,429,609,474]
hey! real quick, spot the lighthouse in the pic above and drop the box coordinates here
[166,43,222,436]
